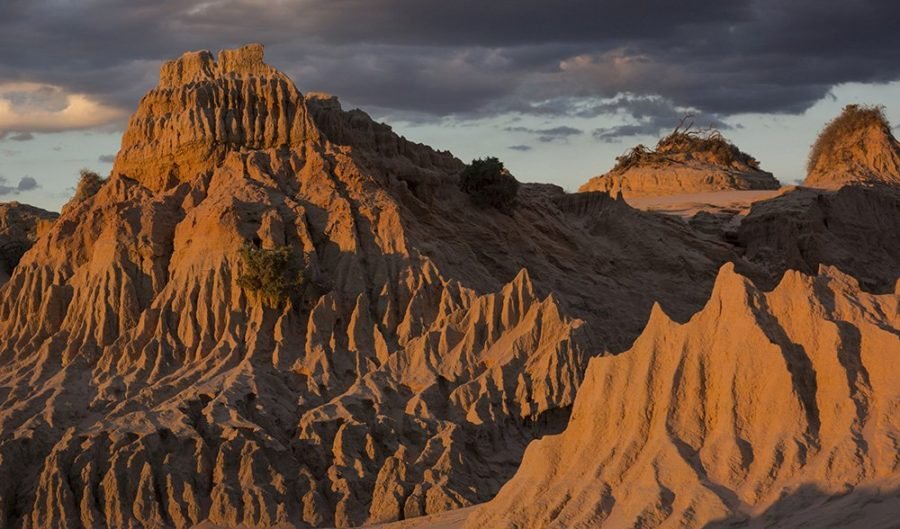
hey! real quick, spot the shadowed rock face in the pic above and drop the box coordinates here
[465,263,900,529]
[0,201,56,284]
[0,45,737,529]
[736,185,900,294]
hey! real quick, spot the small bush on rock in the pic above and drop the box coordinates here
[74,169,105,201]
[62,169,106,214]
[237,244,306,306]
[459,157,519,212]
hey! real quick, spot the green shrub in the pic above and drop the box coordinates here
[807,104,892,173]
[237,244,306,306]
[459,157,519,212]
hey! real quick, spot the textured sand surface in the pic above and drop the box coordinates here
[624,189,788,218]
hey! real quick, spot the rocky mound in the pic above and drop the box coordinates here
[805,104,900,188]
[736,185,900,293]
[580,125,780,198]
[465,263,900,529]
[0,201,56,284]
[0,45,737,529]
[112,43,321,192]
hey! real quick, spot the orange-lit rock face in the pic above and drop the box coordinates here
[113,43,319,191]
[804,115,900,188]
[2,43,899,529]
[0,44,741,528]
[466,264,900,529]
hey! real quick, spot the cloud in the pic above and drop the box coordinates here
[0,175,40,195]
[0,132,35,141]
[508,144,533,151]
[588,94,729,143]
[0,0,897,127]
[98,154,116,163]
[0,82,126,135]
[506,125,583,143]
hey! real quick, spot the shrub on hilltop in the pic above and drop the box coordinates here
[807,104,894,173]
[61,169,106,214]
[459,157,519,212]
[613,119,760,172]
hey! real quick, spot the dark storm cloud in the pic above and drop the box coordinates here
[0,175,39,195]
[0,0,898,133]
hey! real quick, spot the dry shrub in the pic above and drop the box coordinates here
[613,118,760,172]
[807,104,893,173]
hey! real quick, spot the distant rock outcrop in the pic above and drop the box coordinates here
[804,104,900,188]
[0,45,736,529]
[737,185,900,293]
[465,263,900,529]
[580,125,780,197]
[0,201,56,284]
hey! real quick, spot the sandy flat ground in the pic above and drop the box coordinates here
[625,188,791,218]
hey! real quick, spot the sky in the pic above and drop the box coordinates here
[1,0,899,211]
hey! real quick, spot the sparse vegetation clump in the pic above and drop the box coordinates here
[807,104,893,173]
[74,169,106,201]
[237,244,306,306]
[459,157,519,212]
[612,119,761,172]
[62,169,106,213]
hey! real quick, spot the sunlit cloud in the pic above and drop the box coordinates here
[0,83,126,135]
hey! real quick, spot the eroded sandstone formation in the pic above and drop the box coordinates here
[465,263,900,529]
[0,201,56,284]
[736,185,900,293]
[804,104,900,189]
[580,127,780,198]
[0,45,737,529]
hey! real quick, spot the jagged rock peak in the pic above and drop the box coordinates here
[113,43,320,191]
[157,43,279,88]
